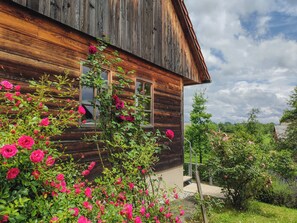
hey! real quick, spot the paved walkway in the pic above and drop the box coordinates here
[183,182,225,198]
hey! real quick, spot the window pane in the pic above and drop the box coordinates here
[136,80,143,94]
[82,86,94,103]
[144,99,151,110]
[144,83,151,96]
[83,66,90,74]
[101,71,108,81]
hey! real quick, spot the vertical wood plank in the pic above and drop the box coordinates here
[102,0,110,39]
[12,0,27,6]
[95,0,103,38]
[114,0,121,46]
[80,0,89,33]
[26,0,39,11]
[131,0,139,55]
[89,0,96,36]
[38,0,51,17]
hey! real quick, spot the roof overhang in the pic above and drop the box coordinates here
[171,0,211,86]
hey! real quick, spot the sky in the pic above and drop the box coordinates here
[184,0,297,124]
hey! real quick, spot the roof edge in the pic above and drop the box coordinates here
[171,0,211,83]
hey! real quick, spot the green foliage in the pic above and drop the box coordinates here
[0,42,184,222]
[191,195,224,222]
[257,177,297,208]
[209,201,297,223]
[186,91,213,163]
[207,132,270,210]
[267,150,297,180]
[279,86,297,153]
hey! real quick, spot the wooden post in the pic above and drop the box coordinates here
[195,165,208,223]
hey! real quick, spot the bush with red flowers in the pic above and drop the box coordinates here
[0,43,183,222]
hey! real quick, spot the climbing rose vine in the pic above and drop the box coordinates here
[0,43,184,222]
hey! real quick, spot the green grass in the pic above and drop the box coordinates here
[210,201,297,223]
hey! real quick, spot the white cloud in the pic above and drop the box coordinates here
[184,0,297,124]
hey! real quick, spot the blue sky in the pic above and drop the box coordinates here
[184,0,297,123]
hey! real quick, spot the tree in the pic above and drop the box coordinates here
[280,86,297,152]
[186,91,212,163]
[246,108,260,135]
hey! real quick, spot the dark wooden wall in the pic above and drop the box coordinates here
[10,0,201,84]
[0,2,183,175]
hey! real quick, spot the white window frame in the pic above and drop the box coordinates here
[80,64,111,127]
[135,78,154,127]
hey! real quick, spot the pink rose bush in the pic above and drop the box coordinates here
[0,44,182,222]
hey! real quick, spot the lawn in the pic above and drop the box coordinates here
[210,201,297,223]
[176,197,297,223]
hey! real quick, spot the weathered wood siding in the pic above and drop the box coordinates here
[10,0,201,84]
[0,2,183,175]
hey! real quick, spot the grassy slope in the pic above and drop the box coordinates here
[210,201,297,223]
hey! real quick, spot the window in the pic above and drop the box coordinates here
[80,65,109,125]
[135,79,153,125]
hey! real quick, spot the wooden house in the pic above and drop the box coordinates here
[0,0,210,189]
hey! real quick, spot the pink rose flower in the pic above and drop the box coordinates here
[82,170,90,176]
[78,216,91,223]
[32,170,40,180]
[30,149,45,163]
[180,209,185,216]
[1,215,9,222]
[128,182,134,190]
[78,105,86,115]
[1,80,13,90]
[85,187,92,199]
[121,203,133,220]
[115,100,124,110]
[112,95,120,103]
[134,216,142,223]
[75,188,81,194]
[83,201,93,210]
[39,117,50,126]
[1,144,18,158]
[165,212,172,218]
[46,156,55,166]
[140,207,146,216]
[18,135,35,150]
[6,168,20,180]
[126,115,135,122]
[159,206,164,213]
[50,216,59,223]
[115,177,122,185]
[14,85,21,91]
[88,45,97,54]
[69,207,79,217]
[165,129,174,140]
[88,161,96,171]
[5,93,13,101]
[56,174,64,181]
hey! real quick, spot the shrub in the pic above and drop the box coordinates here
[207,132,270,210]
[257,177,297,208]
[0,43,184,222]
